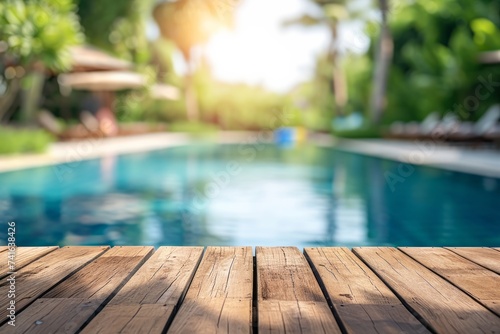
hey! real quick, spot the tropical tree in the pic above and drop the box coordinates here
[153,0,238,122]
[75,0,152,64]
[0,0,83,123]
[284,0,366,117]
[369,0,393,124]
[381,0,500,124]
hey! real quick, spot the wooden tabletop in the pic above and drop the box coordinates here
[0,246,499,333]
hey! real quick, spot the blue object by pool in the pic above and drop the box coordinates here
[0,144,499,248]
[274,127,295,146]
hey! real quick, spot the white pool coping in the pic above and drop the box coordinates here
[0,132,259,173]
[315,134,500,179]
[1,132,499,179]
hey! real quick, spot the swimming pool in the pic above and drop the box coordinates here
[1,143,499,248]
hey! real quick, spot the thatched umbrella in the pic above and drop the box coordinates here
[57,71,146,91]
[69,45,132,71]
[57,46,179,137]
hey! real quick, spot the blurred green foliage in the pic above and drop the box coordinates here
[195,69,291,130]
[300,0,500,135]
[168,121,219,135]
[0,0,83,71]
[0,127,54,154]
[114,64,292,131]
[0,0,84,124]
[374,0,500,124]
[332,126,382,138]
[75,0,151,64]
[2,0,500,140]
[114,90,185,123]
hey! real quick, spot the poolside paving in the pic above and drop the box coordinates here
[1,132,499,178]
[322,136,500,178]
[0,246,498,333]
[0,132,262,173]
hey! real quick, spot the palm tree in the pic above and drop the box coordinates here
[153,0,237,122]
[369,0,393,124]
[284,0,361,117]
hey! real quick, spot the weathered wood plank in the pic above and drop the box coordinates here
[446,247,500,274]
[257,247,326,302]
[101,247,204,306]
[1,246,152,333]
[259,300,338,334]
[0,247,58,279]
[0,246,108,323]
[83,304,173,334]
[168,247,253,334]
[401,247,500,317]
[44,246,153,299]
[257,247,341,334]
[305,247,429,333]
[170,298,251,334]
[2,298,101,334]
[0,247,7,253]
[354,247,500,333]
[182,247,253,300]
[82,247,203,334]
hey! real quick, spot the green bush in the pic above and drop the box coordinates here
[168,121,219,135]
[0,128,54,155]
[115,89,186,123]
[333,126,382,139]
[195,66,291,130]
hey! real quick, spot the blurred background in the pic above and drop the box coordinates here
[1,0,500,153]
[1,0,500,248]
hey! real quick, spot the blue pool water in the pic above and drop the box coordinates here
[0,144,499,248]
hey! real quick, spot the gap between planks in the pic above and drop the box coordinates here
[399,247,500,317]
[304,247,430,334]
[0,246,109,327]
[2,246,499,334]
[0,247,58,280]
[81,246,205,334]
[353,247,500,334]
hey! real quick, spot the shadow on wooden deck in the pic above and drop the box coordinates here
[0,246,498,333]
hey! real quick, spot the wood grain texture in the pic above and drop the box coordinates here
[0,247,58,279]
[354,247,500,333]
[44,246,153,299]
[257,247,341,334]
[3,246,154,334]
[168,247,253,334]
[257,247,325,302]
[259,301,339,334]
[0,246,497,333]
[401,247,500,316]
[183,247,253,300]
[446,247,500,274]
[83,304,174,334]
[170,298,251,334]
[82,247,203,334]
[305,247,429,333]
[0,298,101,334]
[0,246,108,323]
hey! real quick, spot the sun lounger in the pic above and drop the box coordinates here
[388,112,440,139]
[37,109,91,140]
[445,104,500,142]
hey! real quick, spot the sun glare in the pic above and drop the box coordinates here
[204,0,330,92]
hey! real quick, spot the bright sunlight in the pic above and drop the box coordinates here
[204,0,330,92]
